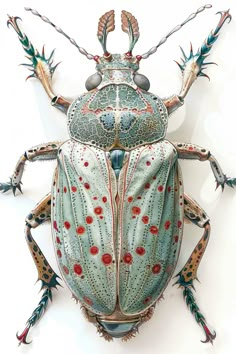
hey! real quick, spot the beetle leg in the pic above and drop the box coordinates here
[173,142,236,190]
[164,10,231,114]
[7,16,71,113]
[0,141,61,195]
[17,192,60,345]
[174,193,216,344]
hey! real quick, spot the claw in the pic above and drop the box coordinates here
[0,179,23,195]
[225,177,236,188]
[16,324,32,345]
[201,324,216,344]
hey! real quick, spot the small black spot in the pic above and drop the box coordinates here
[40,213,45,218]
[27,234,32,242]
[33,245,38,252]
[177,144,182,147]
[44,260,49,266]
[198,243,203,250]
[187,272,192,278]
[47,200,51,205]
[43,267,46,271]
[28,213,33,220]
[201,149,206,152]
[48,269,53,274]
[43,273,49,280]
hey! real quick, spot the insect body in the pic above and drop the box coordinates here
[1,4,235,345]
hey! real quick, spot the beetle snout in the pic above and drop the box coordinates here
[98,320,139,338]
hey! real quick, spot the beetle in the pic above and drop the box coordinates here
[0,4,235,345]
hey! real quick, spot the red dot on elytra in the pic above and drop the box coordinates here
[146,161,151,166]
[94,206,103,215]
[90,246,99,255]
[142,215,149,224]
[79,177,83,181]
[164,220,171,230]
[57,249,62,258]
[63,187,67,193]
[127,196,133,203]
[56,236,61,244]
[174,235,179,243]
[102,196,107,203]
[83,296,93,306]
[143,296,152,304]
[167,186,171,193]
[76,226,85,235]
[188,146,193,150]
[102,253,112,265]
[158,185,164,192]
[152,263,161,274]
[64,221,71,230]
[137,196,142,200]
[63,266,69,275]
[178,220,182,228]
[53,220,59,232]
[86,216,93,224]
[150,225,158,235]
[145,183,150,189]
[57,188,60,193]
[84,161,89,167]
[71,186,77,192]
[136,247,146,256]
[132,206,141,215]
[74,264,83,276]
[123,252,133,265]
[84,183,90,189]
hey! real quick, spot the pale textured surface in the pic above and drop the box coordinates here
[0,0,236,353]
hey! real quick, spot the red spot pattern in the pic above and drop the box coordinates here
[63,187,67,193]
[74,264,83,276]
[63,266,69,275]
[146,161,151,166]
[79,177,83,181]
[143,296,152,304]
[86,216,93,224]
[71,186,77,192]
[158,185,164,192]
[123,252,133,265]
[102,253,112,265]
[152,263,161,274]
[164,220,171,230]
[84,183,90,190]
[136,247,146,256]
[90,246,99,255]
[132,206,141,215]
[64,221,71,230]
[94,206,103,215]
[84,161,89,167]
[142,215,149,224]
[137,196,142,200]
[57,249,62,258]
[127,196,133,203]
[178,220,182,228]
[53,220,59,232]
[83,296,93,306]
[174,235,179,243]
[76,226,86,235]
[56,236,61,244]
[102,196,107,203]
[167,186,171,193]
[145,183,150,189]
[188,146,193,151]
[150,225,158,235]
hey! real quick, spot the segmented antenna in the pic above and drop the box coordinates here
[24,7,95,60]
[97,10,115,55]
[141,4,212,59]
[121,10,140,53]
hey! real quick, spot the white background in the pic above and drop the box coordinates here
[0,0,236,353]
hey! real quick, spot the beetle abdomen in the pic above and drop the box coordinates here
[67,85,168,151]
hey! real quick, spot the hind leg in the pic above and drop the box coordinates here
[17,192,60,345]
[175,193,215,344]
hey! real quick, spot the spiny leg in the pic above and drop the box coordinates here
[17,192,60,345]
[173,142,236,189]
[0,141,61,195]
[164,10,231,114]
[7,16,71,113]
[174,193,215,344]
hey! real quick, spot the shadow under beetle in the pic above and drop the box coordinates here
[1,4,235,345]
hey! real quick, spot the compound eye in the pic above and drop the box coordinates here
[133,73,150,91]
[85,72,102,91]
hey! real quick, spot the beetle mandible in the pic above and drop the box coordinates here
[0,4,235,345]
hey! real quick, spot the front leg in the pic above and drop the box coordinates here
[164,10,231,115]
[173,142,236,190]
[7,16,71,113]
[0,141,61,195]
